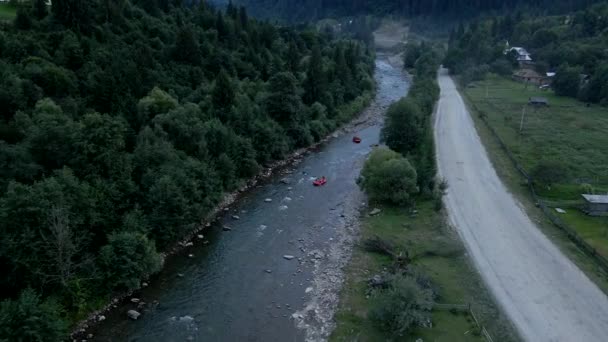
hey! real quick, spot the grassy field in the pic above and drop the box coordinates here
[460,75,608,293]
[464,75,608,258]
[0,3,17,21]
[466,75,608,188]
[330,202,517,342]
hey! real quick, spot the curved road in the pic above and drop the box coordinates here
[435,69,608,342]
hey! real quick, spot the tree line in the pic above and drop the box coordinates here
[360,42,441,208]
[444,1,608,104]
[357,41,443,337]
[234,0,601,22]
[0,0,375,339]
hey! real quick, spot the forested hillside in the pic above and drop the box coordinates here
[233,0,600,22]
[0,0,374,338]
[445,1,608,104]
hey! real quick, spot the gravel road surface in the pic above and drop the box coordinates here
[434,69,608,342]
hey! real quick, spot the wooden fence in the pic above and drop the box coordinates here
[434,303,494,342]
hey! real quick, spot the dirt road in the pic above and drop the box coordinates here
[434,69,608,342]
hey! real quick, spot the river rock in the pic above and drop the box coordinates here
[179,315,194,323]
[265,198,272,203]
[97,315,106,322]
[177,273,184,278]
[127,310,141,320]
[370,208,382,216]
[130,298,140,303]
[223,225,232,231]
[369,274,387,288]
[283,255,295,260]
[232,215,240,220]
[283,197,292,202]
[265,269,272,273]
[142,282,148,287]
[87,334,93,339]
[197,234,204,239]
[188,254,194,258]
[280,178,290,184]
[278,205,288,211]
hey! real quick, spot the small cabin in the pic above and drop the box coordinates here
[582,194,608,216]
[513,69,544,85]
[528,97,548,106]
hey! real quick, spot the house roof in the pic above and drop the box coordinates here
[582,194,608,204]
[504,47,533,61]
[514,69,542,78]
[510,47,529,55]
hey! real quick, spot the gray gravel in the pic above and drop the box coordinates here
[435,69,608,342]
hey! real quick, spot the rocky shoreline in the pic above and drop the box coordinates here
[69,94,375,341]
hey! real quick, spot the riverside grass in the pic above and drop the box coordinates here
[330,202,516,342]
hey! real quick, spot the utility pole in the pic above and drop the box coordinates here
[519,105,527,134]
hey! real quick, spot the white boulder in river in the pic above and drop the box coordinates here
[179,315,194,323]
[127,310,141,320]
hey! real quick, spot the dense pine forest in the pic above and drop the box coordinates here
[0,0,374,339]
[445,1,608,104]
[232,0,601,22]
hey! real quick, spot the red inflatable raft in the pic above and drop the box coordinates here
[313,177,327,186]
[353,136,362,144]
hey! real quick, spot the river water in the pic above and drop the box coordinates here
[90,55,408,342]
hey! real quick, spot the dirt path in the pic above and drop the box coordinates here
[434,69,608,342]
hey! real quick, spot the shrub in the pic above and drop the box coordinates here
[0,289,67,342]
[359,148,419,206]
[99,232,162,291]
[369,274,434,337]
[490,58,513,76]
[461,64,489,85]
[531,160,568,186]
[381,99,423,155]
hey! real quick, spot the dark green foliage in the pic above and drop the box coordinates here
[0,2,374,336]
[265,72,301,124]
[303,44,325,105]
[403,42,423,69]
[212,69,235,114]
[381,51,440,195]
[14,7,32,30]
[446,2,608,104]
[532,160,569,186]
[369,274,434,337]
[236,0,597,22]
[99,232,162,291]
[382,99,423,155]
[359,148,419,206]
[553,64,582,98]
[52,0,91,31]
[0,289,67,342]
[33,0,48,20]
